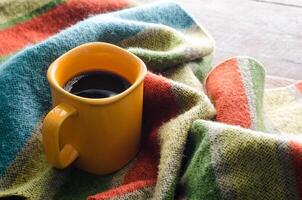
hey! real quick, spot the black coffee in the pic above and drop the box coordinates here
[63,70,131,98]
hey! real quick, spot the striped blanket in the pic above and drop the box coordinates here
[0,0,302,199]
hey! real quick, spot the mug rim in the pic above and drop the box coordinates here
[47,42,147,105]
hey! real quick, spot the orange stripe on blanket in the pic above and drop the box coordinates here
[0,0,130,56]
[289,141,302,199]
[205,58,252,128]
[87,180,156,200]
[296,81,302,93]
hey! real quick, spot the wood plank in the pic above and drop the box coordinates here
[266,75,296,88]
[138,0,302,80]
[249,0,302,8]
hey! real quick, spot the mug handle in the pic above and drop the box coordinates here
[42,103,79,169]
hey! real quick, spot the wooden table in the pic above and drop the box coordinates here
[138,0,302,86]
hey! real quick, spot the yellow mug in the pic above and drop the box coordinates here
[42,42,147,175]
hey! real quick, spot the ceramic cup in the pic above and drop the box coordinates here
[42,42,147,174]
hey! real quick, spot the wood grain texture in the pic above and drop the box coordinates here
[250,0,302,8]
[266,75,296,88]
[138,0,302,80]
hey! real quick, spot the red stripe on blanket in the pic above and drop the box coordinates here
[205,58,252,128]
[289,141,302,199]
[296,81,302,93]
[0,0,129,56]
[122,72,179,184]
[87,180,156,200]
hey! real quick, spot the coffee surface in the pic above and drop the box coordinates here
[64,70,131,98]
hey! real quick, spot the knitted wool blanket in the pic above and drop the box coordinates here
[0,0,302,199]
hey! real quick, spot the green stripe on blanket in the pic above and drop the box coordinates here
[0,0,63,29]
